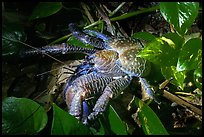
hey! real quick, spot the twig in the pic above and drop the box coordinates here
[48,34,71,45]
[93,3,114,35]
[109,2,126,17]
[162,89,202,116]
[159,79,202,116]
[84,5,159,29]
[81,2,95,24]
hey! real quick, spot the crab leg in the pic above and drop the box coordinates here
[139,77,161,104]
[68,23,107,49]
[65,72,114,121]
[88,76,131,120]
[20,43,97,58]
[83,29,110,41]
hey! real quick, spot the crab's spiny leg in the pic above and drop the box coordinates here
[68,89,84,119]
[83,29,110,41]
[68,23,107,49]
[72,72,114,96]
[81,101,90,125]
[67,73,114,120]
[88,76,131,120]
[21,43,97,57]
[139,77,161,104]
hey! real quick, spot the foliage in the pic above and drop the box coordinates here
[138,2,201,90]
[134,97,169,135]
[2,97,48,135]
[51,103,91,135]
[2,2,202,135]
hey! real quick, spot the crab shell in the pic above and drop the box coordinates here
[106,38,151,77]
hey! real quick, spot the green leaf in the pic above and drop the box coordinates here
[137,37,178,66]
[67,36,94,49]
[176,38,202,71]
[161,66,186,90]
[2,97,48,135]
[194,67,202,90]
[29,2,62,20]
[160,2,199,35]
[162,32,184,49]
[134,97,168,135]
[51,103,91,135]
[107,105,128,135]
[89,121,105,135]
[132,32,156,42]
[2,23,27,56]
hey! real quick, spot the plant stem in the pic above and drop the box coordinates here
[109,2,126,17]
[162,90,202,116]
[84,5,160,29]
[49,34,71,45]
[110,5,160,21]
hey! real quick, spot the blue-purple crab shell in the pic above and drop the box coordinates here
[62,23,158,124]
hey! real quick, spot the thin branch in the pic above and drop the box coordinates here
[162,90,202,116]
[84,5,160,29]
[109,2,126,17]
[159,79,202,116]
[81,2,95,24]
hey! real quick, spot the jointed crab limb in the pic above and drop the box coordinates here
[68,23,107,49]
[83,29,110,41]
[88,90,111,120]
[65,72,114,116]
[21,43,97,57]
[88,76,131,120]
[139,77,161,104]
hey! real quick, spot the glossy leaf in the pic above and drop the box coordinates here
[161,66,186,90]
[29,2,62,20]
[89,121,105,135]
[160,2,199,35]
[132,32,156,42]
[92,105,127,135]
[176,38,202,71]
[67,36,94,49]
[51,103,91,135]
[2,97,48,135]
[162,32,184,49]
[2,23,26,56]
[194,67,202,90]
[137,37,178,67]
[134,97,168,135]
[107,105,128,135]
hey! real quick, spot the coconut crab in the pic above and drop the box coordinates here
[23,23,159,125]
[64,23,161,124]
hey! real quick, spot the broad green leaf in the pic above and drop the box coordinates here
[134,97,168,135]
[194,67,202,90]
[67,36,94,49]
[2,23,27,56]
[161,66,186,90]
[2,97,48,135]
[107,105,128,135]
[160,2,199,35]
[29,2,62,20]
[132,32,156,42]
[51,103,91,135]
[176,38,202,71]
[90,105,127,135]
[89,121,105,135]
[162,32,184,49]
[137,37,178,67]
